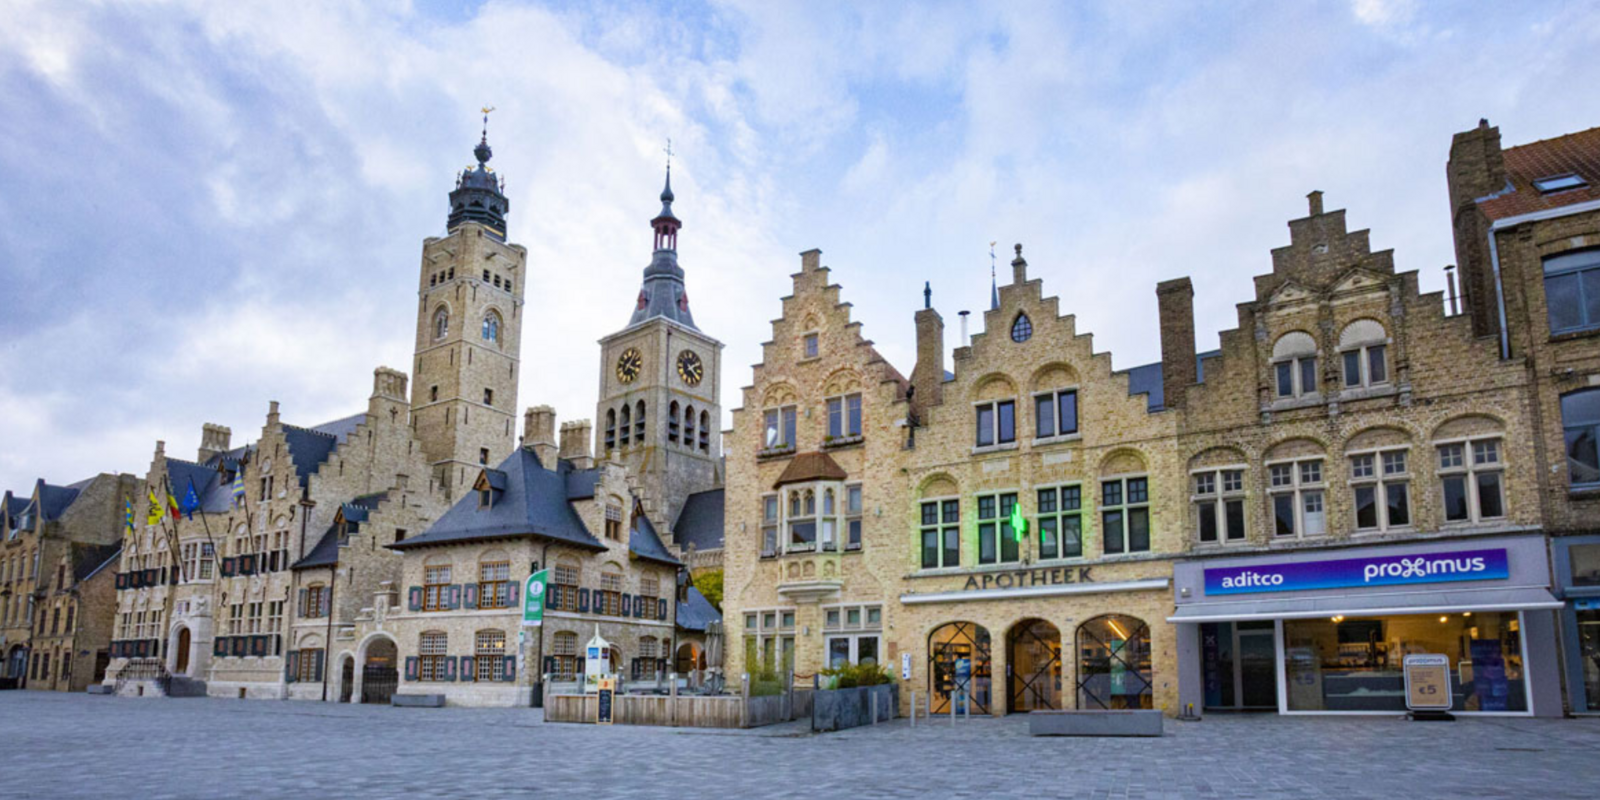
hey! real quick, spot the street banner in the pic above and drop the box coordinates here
[523,569,548,626]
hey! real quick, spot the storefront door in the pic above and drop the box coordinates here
[1578,605,1600,711]
[1201,621,1276,710]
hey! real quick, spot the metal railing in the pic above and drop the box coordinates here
[112,658,171,697]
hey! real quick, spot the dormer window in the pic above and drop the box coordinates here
[478,488,492,509]
[1534,173,1587,194]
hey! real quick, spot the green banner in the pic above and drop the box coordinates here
[523,569,548,626]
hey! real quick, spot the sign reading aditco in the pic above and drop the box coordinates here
[1204,549,1509,596]
[522,569,548,626]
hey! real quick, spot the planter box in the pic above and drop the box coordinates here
[1028,710,1163,737]
[392,693,446,708]
[812,683,897,732]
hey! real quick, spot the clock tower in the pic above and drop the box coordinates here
[596,164,723,528]
[411,120,525,499]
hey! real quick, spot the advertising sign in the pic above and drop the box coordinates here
[596,677,615,725]
[1205,548,1509,596]
[1469,639,1509,711]
[1404,654,1452,711]
[954,657,971,714]
[522,569,548,626]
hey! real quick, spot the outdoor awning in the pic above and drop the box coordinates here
[1166,585,1563,624]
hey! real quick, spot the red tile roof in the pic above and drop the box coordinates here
[1478,126,1600,220]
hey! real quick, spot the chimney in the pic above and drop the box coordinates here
[1307,190,1324,217]
[267,400,280,427]
[959,310,971,346]
[1156,278,1197,410]
[198,423,232,463]
[523,406,558,467]
[1011,243,1027,285]
[372,366,408,402]
[800,248,821,272]
[911,293,946,410]
[1446,118,1507,340]
[559,420,594,470]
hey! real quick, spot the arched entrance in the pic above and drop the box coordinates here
[361,637,398,704]
[675,642,703,678]
[928,622,991,714]
[6,645,28,688]
[1006,619,1061,713]
[174,627,192,675]
[1076,614,1153,710]
[339,656,355,703]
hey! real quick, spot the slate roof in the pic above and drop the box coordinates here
[74,543,123,583]
[1119,349,1221,412]
[292,526,342,570]
[282,425,341,487]
[564,468,599,501]
[35,480,82,522]
[630,512,681,567]
[310,413,364,443]
[391,448,605,552]
[676,585,721,633]
[1478,125,1600,221]
[673,489,724,552]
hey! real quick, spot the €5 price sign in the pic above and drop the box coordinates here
[1404,653,1452,711]
[523,569,548,626]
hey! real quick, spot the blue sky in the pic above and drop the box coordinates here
[1,0,1596,492]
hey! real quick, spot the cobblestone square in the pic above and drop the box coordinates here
[3,693,1600,799]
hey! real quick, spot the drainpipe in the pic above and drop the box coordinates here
[322,570,335,702]
[535,540,550,705]
[1484,198,1600,360]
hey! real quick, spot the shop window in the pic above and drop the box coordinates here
[928,621,991,714]
[1563,389,1600,489]
[976,492,1020,565]
[1033,389,1078,440]
[1269,459,1326,538]
[1350,449,1410,531]
[826,393,863,440]
[1101,477,1150,554]
[824,603,882,668]
[1076,615,1152,710]
[1338,319,1388,389]
[1008,618,1063,712]
[1543,249,1600,335]
[1283,612,1527,712]
[475,630,506,681]
[762,406,798,451]
[761,494,779,557]
[744,608,797,676]
[975,400,1016,448]
[919,498,960,569]
[1036,485,1083,559]
[1439,438,1505,523]
[1193,469,1247,544]
[418,632,448,682]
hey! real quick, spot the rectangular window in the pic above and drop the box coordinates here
[1352,448,1409,531]
[1343,345,1388,389]
[475,630,507,681]
[920,499,960,569]
[1037,485,1083,559]
[423,566,451,612]
[827,393,863,439]
[975,400,1016,447]
[1034,389,1079,439]
[1101,477,1150,554]
[804,333,819,358]
[761,494,779,556]
[1544,250,1600,334]
[1194,469,1246,544]
[976,493,1020,565]
[762,406,798,450]
[1439,438,1504,523]
[479,561,511,609]
[845,484,863,550]
[1268,459,1325,538]
[419,632,448,682]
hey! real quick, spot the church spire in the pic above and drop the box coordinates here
[629,142,698,331]
[446,107,509,241]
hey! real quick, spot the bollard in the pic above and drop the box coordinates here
[910,690,916,728]
[871,694,879,726]
[950,691,957,726]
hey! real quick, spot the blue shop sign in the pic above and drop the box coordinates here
[1205,548,1510,596]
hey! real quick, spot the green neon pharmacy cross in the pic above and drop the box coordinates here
[1009,503,1028,541]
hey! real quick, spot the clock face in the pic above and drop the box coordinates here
[676,349,704,387]
[615,348,643,384]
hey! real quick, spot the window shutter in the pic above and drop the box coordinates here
[542,656,555,675]
[621,593,631,618]
[407,586,423,612]
[115,572,127,590]
[447,585,461,610]
[298,589,308,618]
[285,650,299,682]
[212,637,226,657]
[658,598,668,621]
[143,568,157,585]
[221,558,236,577]
[444,656,458,682]
[503,655,516,682]
[312,650,325,682]
[463,584,479,610]
[507,582,518,606]
[322,587,333,617]
[460,655,476,682]
[578,588,590,613]
[405,656,419,682]
[548,584,561,611]
[170,567,181,585]
[232,637,248,658]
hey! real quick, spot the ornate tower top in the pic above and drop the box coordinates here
[446,108,509,241]
[628,143,698,331]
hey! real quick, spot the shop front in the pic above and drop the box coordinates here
[1553,535,1600,714]
[1170,535,1563,717]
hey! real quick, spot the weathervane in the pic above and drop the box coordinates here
[664,137,674,172]
[990,241,997,281]
[481,106,496,139]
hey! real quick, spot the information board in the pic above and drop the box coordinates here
[1404,654,1452,711]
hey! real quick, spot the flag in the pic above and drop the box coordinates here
[124,497,135,534]
[231,468,246,507]
[181,479,202,520]
[146,489,163,526]
[167,486,181,521]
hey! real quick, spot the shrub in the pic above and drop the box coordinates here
[820,662,892,690]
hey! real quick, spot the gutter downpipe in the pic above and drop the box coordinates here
[1485,198,1600,360]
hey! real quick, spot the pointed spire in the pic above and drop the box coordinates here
[989,242,999,310]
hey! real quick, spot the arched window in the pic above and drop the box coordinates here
[1011,313,1033,343]
[1563,389,1600,489]
[928,622,991,714]
[481,311,501,343]
[604,409,616,451]
[1076,615,1152,710]
[669,401,681,443]
[433,307,449,341]
[685,405,696,445]
[1338,319,1389,389]
[635,400,645,441]
[699,410,710,451]
[1271,331,1318,399]
[619,405,631,446]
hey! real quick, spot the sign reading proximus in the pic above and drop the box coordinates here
[1404,654,1453,711]
[522,569,548,626]
[1204,548,1509,596]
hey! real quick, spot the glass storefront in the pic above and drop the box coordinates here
[1577,602,1600,710]
[1201,621,1276,710]
[928,622,991,714]
[1282,612,1527,713]
[1076,614,1153,710]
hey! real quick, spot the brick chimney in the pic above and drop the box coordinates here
[1156,278,1197,410]
[559,420,594,470]
[198,423,232,463]
[523,406,558,467]
[910,283,945,411]
[1446,118,1508,340]
[800,248,821,272]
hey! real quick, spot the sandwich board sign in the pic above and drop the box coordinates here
[1404,654,1452,712]
[596,677,615,725]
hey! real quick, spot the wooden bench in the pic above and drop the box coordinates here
[391,694,446,708]
[1028,709,1163,737]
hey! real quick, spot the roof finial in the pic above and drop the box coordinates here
[475,106,496,165]
[923,281,932,310]
[660,137,676,204]
[989,241,999,310]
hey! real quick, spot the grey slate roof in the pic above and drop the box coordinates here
[564,468,599,501]
[629,512,681,567]
[310,413,364,443]
[391,448,605,553]
[35,480,82,521]
[676,585,721,633]
[74,543,123,583]
[673,489,724,552]
[292,526,341,570]
[282,425,340,487]
[1119,349,1220,412]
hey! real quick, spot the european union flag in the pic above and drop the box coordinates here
[181,479,202,520]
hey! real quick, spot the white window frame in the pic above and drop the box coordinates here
[822,603,883,668]
[1437,436,1506,524]
[973,398,1017,450]
[1268,458,1327,539]
[761,493,779,557]
[1032,387,1080,442]
[762,405,798,452]
[845,483,863,551]
[825,393,863,441]
[1192,466,1248,545]
[1349,446,1411,532]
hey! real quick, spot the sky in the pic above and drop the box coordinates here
[1,0,1597,493]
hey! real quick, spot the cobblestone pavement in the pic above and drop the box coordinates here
[3,692,1600,799]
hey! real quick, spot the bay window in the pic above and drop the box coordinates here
[786,489,816,550]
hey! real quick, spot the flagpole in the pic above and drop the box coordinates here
[159,475,189,583]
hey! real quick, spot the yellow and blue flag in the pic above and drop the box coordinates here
[231,468,246,507]
[124,497,135,534]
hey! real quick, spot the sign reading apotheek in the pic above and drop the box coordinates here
[522,569,548,626]
[1404,654,1452,711]
[1204,548,1509,596]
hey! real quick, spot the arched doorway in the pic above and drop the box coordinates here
[174,627,192,675]
[361,638,398,704]
[339,656,355,703]
[1076,614,1153,710]
[1006,619,1061,713]
[675,642,703,681]
[6,646,28,688]
[928,622,991,714]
